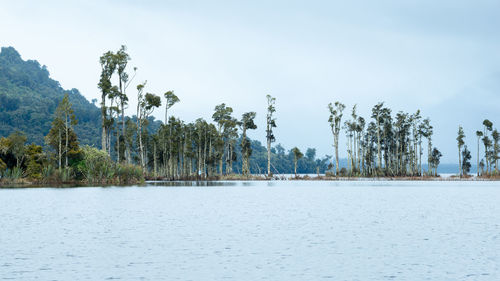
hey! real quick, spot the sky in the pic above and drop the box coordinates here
[1,0,499,163]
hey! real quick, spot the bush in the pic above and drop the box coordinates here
[78,146,143,184]
[42,164,55,182]
[4,167,24,180]
[115,163,143,184]
[78,146,115,184]
[26,159,42,180]
[339,167,348,177]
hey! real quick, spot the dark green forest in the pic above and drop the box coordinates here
[0,47,101,146]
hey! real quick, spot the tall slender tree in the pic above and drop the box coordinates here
[212,103,234,175]
[60,94,77,168]
[492,129,499,174]
[422,118,434,175]
[457,126,465,177]
[164,91,180,125]
[371,102,384,173]
[266,94,276,177]
[291,147,303,177]
[136,82,161,170]
[46,106,64,169]
[240,112,257,176]
[98,51,117,153]
[482,119,493,174]
[328,102,345,176]
[46,95,77,169]
[430,148,442,176]
[114,45,132,163]
[476,130,483,176]
[462,145,472,176]
[8,131,27,169]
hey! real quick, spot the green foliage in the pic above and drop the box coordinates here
[457,126,466,176]
[25,143,44,179]
[164,91,179,109]
[291,147,304,175]
[240,111,257,176]
[8,131,27,167]
[45,94,81,169]
[0,47,101,147]
[462,145,472,175]
[4,166,24,180]
[78,146,115,184]
[266,95,277,143]
[76,145,143,184]
[144,93,162,110]
[0,158,6,175]
[41,164,55,182]
[429,148,442,176]
[115,163,143,184]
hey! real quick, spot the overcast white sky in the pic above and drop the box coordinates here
[1,0,499,163]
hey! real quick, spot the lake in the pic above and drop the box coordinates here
[1,181,499,280]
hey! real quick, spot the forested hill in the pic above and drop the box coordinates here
[0,46,101,146]
[0,47,331,174]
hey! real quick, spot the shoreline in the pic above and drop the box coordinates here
[1,174,499,188]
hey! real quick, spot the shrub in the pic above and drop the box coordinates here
[115,163,144,184]
[0,158,6,176]
[41,164,55,183]
[26,159,42,180]
[78,146,115,184]
[4,167,24,180]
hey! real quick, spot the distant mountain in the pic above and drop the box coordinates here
[0,46,101,146]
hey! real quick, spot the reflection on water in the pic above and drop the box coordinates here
[146,180,239,187]
[0,181,499,280]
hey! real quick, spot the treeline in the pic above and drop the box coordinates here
[327,102,442,177]
[94,46,330,179]
[91,46,437,179]
[457,120,499,178]
[0,45,331,184]
[95,46,447,179]
[2,44,498,183]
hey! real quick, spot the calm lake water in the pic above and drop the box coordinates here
[1,181,499,280]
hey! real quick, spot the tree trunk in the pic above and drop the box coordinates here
[219,140,224,176]
[419,139,422,176]
[65,115,69,168]
[357,133,362,174]
[165,107,168,125]
[153,141,157,177]
[484,143,488,175]
[101,94,107,152]
[376,119,381,172]
[334,133,339,176]
[294,157,297,176]
[58,128,62,170]
[208,138,212,177]
[267,138,271,177]
[121,101,125,163]
[427,138,432,175]
[138,122,145,171]
[477,137,480,176]
[116,124,120,163]
[458,145,462,177]
[242,128,246,175]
